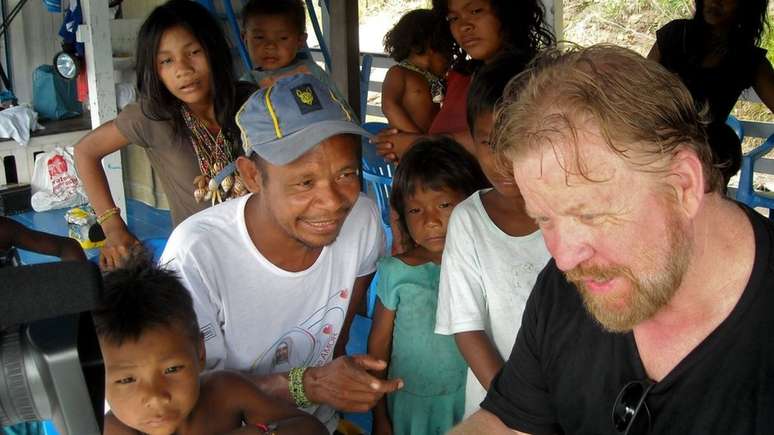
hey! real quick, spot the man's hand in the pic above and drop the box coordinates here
[370,128,423,163]
[304,355,403,412]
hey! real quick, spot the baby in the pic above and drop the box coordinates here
[381,9,451,133]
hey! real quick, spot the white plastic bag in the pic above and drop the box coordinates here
[0,104,44,146]
[30,146,88,211]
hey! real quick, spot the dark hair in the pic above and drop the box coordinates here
[390,138,488,238]
[432,0,555,74]
[241,0,306,35]
[93,251,200,347]
[383,9,453,62]
[135,0,239,141]
[249,152,269,183]
[466,53,531,137]
[693,0,770,48]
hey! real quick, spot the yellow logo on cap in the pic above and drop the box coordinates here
[295,87,315,106]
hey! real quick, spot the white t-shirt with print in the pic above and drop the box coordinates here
[435,189,550,418]
[160,193,384,430]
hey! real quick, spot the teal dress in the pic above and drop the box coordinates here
[376,256,467,435]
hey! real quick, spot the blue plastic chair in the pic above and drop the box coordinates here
[360,54,373,121]
[344,122,390,434]
[727,115,745,141]
[361,122,393,248]
[735,132,774,220]
[304,0,332,71]
[360,122,394,316]
[196,0,252,73]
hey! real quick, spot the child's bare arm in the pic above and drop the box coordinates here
[381,67,424,134]
[73,122,138,270]
[368,299,395,378]
[0,216,86,262]
[334,272,374,358]
[454,331,505,390]
[368,299,396,435]
[213,371,327,434]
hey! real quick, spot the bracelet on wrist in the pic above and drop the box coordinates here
[97,207,121,225]
[288,366,313,408]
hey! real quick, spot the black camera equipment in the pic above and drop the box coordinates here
[0,261,104,435]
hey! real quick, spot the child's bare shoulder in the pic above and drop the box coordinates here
[393,65,429,86]
[194,371,260,422]
[384,65,408,87]
[386,64,407,78]
[200,369,256,398]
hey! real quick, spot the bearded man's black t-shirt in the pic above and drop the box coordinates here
[481,205,774,435]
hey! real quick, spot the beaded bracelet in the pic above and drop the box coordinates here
[97,207,121,225]
[288,367,313,408]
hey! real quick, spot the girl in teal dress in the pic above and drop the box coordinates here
[368,138,489,435]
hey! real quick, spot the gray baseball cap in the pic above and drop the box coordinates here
[236,74,370,165]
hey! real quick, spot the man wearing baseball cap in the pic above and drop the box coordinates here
[160,75,401,431]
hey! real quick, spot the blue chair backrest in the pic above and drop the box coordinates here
[360,54,373,121]
[361,122,394,228]
[196,0,252,73]
[735,132,774,219]
[727,115,745,141]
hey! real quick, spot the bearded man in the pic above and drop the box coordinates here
[451,44,774,434]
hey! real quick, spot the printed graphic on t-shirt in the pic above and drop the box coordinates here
[511,262,540,305]
[251,288,351,373]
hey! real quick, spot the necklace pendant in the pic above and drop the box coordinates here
[194,187,206,203]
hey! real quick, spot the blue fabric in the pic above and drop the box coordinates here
[42,0,61,13]
[2,422,45,435]
[32,65,82,121]
[58,0,84,56]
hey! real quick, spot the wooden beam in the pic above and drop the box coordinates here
[542,0,563,39]
[77,0,126,218]
[329,0,361,118]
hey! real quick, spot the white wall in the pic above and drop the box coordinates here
[5,0,62,104]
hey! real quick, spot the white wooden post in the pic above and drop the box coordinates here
[542,0,563,40]
[329,0,361,116]
[77,0,125,218]
[321,0,330,63]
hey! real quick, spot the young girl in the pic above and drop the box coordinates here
[382,9,452,134]
[435,55,551,418]
[368,138,488,435]
[373,0,555,161]
[648,0,774,186]
[74,0,255,270]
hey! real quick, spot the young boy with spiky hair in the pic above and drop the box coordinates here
[94,252,327,435]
